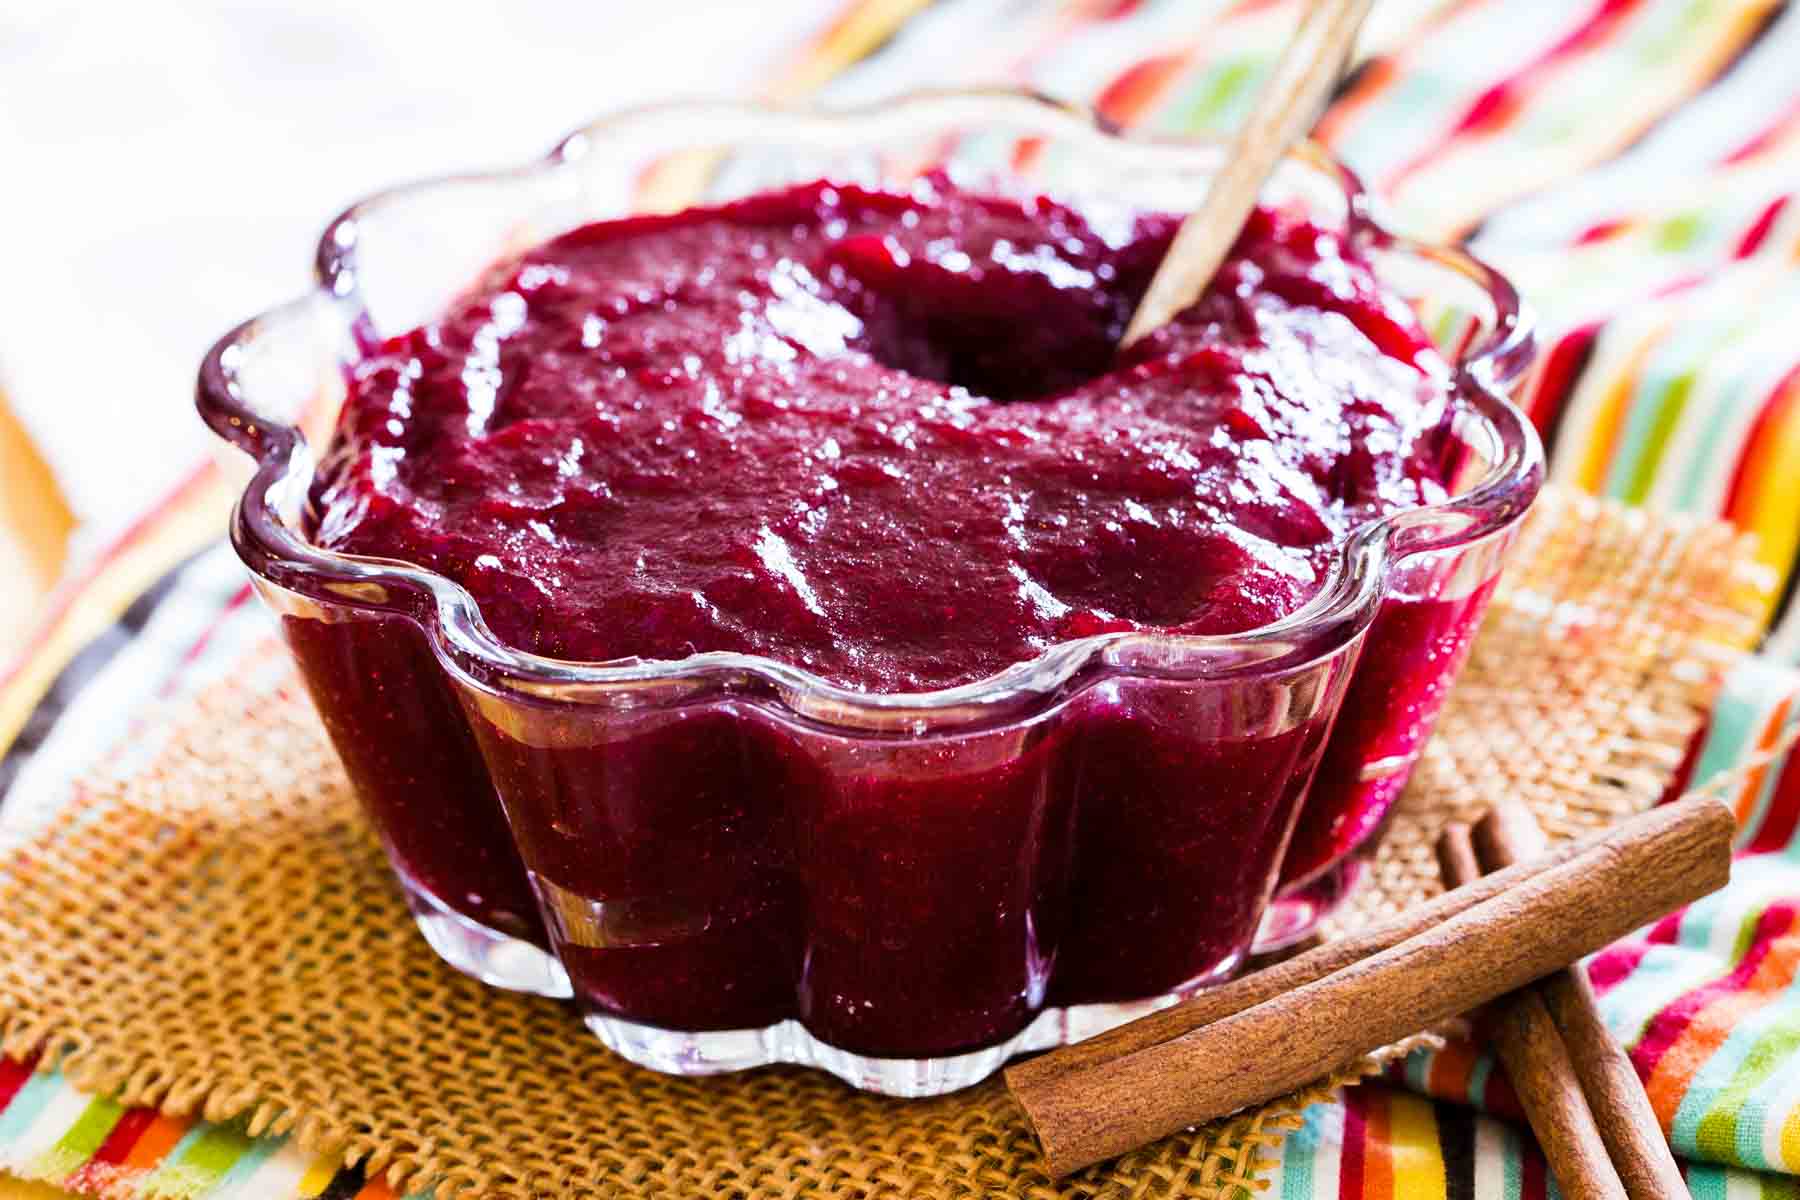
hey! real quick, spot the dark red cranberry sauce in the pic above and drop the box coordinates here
[307,176,1457,691]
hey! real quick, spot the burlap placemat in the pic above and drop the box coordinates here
[0,486,1768,1200]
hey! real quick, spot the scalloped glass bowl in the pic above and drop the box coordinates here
[197,91,1541,1096]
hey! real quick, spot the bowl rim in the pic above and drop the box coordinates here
[197,88,1544,731]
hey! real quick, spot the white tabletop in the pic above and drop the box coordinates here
[0,0,837,554]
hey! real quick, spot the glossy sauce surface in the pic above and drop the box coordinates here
[309,177,1456,691]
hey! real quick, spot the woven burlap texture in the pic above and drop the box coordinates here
[0,486,1767,1200]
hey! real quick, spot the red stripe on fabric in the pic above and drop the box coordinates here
[158,582,255,696]
[1574,217,1629,245]
[1630,901,1798,1080]
[1385,0,1645,189]
[1645,909,1686,945]
[86,1106,158,1165]
[1723,360,1800,521]
[1723,93,1800,164]
[1734,195,1791,259]
[1479,1050,1525,1123]
[1340,1085,1369,1200]
[1094,53,1187,127]
[1589,940,1651,996]
[1661,719,1711,803]
[0,1053,39,1109]
[1520,1127,1551,1200]
[61,1106,162,1191]
[1010,136,1046,174]
[1648,271,1707,300]
[1748,746,1800,855]
[1525,320,1602,442]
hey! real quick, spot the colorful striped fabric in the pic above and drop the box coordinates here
[1393,653,1800,1178]
[1267,1084,1800,1200]
[5,1,1800,1197]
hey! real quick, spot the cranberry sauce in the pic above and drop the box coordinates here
[278,610,547,946]
[1278,576,1499,888]
[293,176,1483,1056]
[457,663,1352,1057]
[308,177,1455,692]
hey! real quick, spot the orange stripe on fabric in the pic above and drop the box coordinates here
[1315,0,1493,148]
[0,465,235,759]
[1736,696,1795,831]
[1364,1087,1396,1200]
[352,1174,398,1200]
[1643,922,1800,1124]
[759,0,937,103]
[0,389,75,600]
[1316,57,1400,145]
[1095,53,1192,128]
[120,1115,190,1171]
[1723,362,1800,618]
[1425,1037,1480,1101]
[1570,325,1663,495]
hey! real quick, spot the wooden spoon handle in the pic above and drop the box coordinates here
[1121,0,1374,345]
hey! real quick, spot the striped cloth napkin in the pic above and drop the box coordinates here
[4,1,1800,1197]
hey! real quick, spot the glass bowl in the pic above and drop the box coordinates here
[196,90,1541,1096]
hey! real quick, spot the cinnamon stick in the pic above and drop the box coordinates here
[1009,795,1734,1178]
[1436,823,1626,1200]
[1474,801,1690,1200]
[1006,833,1601,1093]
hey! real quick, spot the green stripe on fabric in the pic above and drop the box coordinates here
[1168,59,1258,133]
[1619,370,1696,504]
[1668,359,1754,513]
[175,1122,258,1177]
[1502,1119,1523,1200]
[210,1133,283,1194]
[1402,1046,1433,1093]
[1733,897,1777,963]
[29,1094,124,1182]
[1665,279,1800,513]
[1666,900,1800,1156]
[1757,1168,1800,1198]
[1655,212,1706,253]
[1732,1011,1800,1171]
[139,1122,252,1195]
[1466,1052,1496,1114]
[1689,998,1800,1168]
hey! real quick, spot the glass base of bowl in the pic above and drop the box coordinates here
[1253,856,1369,953]
[583,957,1240,1098]
[396,866,572,999]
